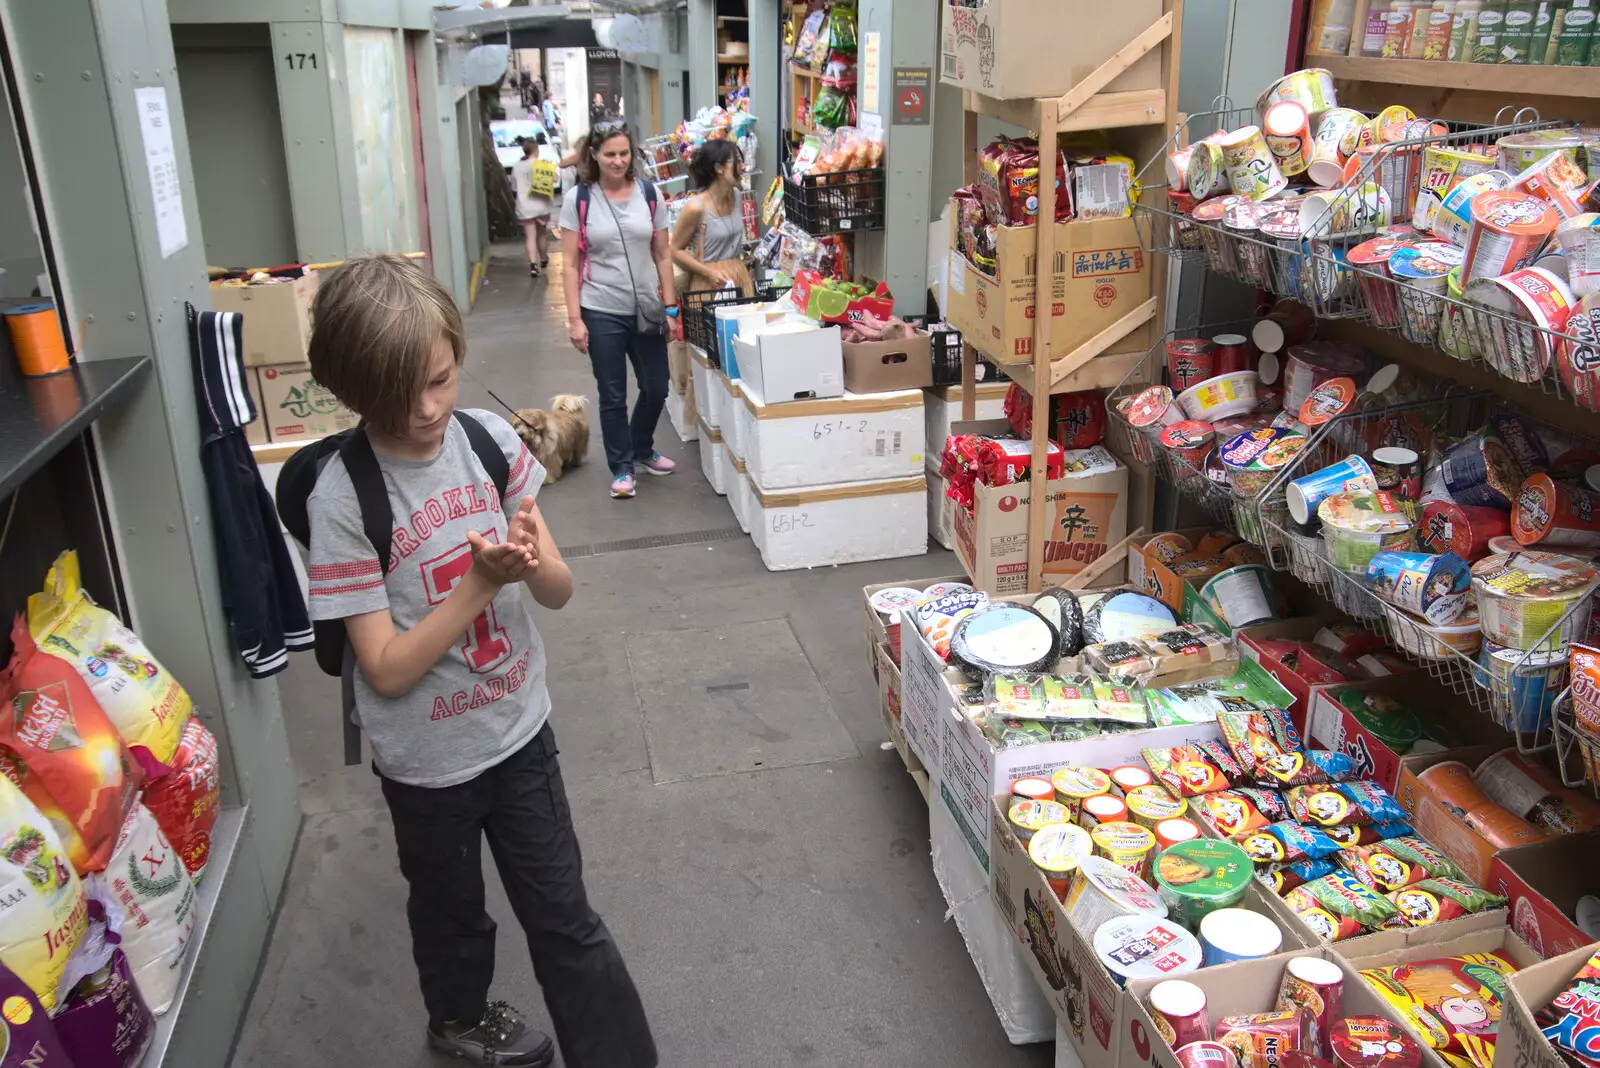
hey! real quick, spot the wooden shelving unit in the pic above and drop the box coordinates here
[952,2,1182,592]
[1316,53,1600,97]
[716,3,750,106]
[789,65,821,136]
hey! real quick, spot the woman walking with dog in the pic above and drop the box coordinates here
[560,122,678,500]
[669,139,752,298]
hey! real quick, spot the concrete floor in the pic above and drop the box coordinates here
[229,247,1055,1068]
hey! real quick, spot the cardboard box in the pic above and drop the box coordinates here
[944,215,1152,366]
[731,326,844,404]
[688,346,718,428]
[1126,529,1324,637]
[255,363,358,443]
[696,419,726,495]
[667,339,692,395]
[939,0,1164,101]
[1332,915,1541,1068]
[924,380,1009,455]
[1490,833,1600,959]
[990,795,1312,1068]
[243,366,267,446]
[1238,617,1346,733]
[861,573,967,663]
[210,273,318,367]
[842,333,934,394]
[1501,940,1597,1068]
[741,383,925,491]
[951,418,1128,594]
[1393,748,1547,887]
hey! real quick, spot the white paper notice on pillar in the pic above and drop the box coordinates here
[134,86,188,259]
[861,32,881,115]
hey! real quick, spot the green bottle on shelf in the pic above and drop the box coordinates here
[1501,0,1539,61]
[1555,0,1597,63]
[1473,0,1509,61]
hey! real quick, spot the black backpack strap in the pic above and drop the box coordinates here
[454,411,511,504]
[337,428,395,569]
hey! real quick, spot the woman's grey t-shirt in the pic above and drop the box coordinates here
[699,189,745,262]
[560,182,668,316]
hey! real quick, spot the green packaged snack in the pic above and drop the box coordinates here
[1043,674,1101,721]
[1385,877,1506,927]
[1092,675,1150,727]
[1335,687,1422,753]
[1286,870,1398,930]
[988,674,1046,719]
[1382,836,1467,880]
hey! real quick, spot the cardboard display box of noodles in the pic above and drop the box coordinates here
[1489,832,1600,960]
[989,794,1314,1068]
[1498,940,1600,1068]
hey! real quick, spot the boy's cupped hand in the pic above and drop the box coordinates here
[467,528,535,585]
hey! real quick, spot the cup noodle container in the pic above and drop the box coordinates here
[1414,146,1498,233]
[1283,340,1367,412]
[1161,421,1217,468]
[1220,126,1288,203]
[1198,907,1283,967]
[1496,130,1588,176]
[1213,333,1254,375]
[1462,190,1559,284]
[1307,108,1370,189]
[1252,298,1316,353]
[1177,1042,1241,1068]
[1188,141,1229,202]
[1347,234,1417,331]
[1511,151,1591,222]
[1512,473,1600,549]
[1128,384,1188,433]
[1226,203,1273,288]
[1432,170,1515,248]
[1417,499,1511,560]
[1193,195,1249,274]
[1287,455,1380,524]
[1148,979,1212,1051]
[1262,101,1313,178]
[1200,564,1278,629]
[1557,214,1600,297]
[1562,297,1600,411]
[1463,266,1577,383]
[1176,372,1259,421]
[1167,337,1218,392]
[1390,242,1466,346]
[1437,267,1476,361]
[1300,182,1392,240]
[1343,144,1419,225]
[1258,69,1338,124]
[1469,550,1600,652]
[1317,490,1416,573]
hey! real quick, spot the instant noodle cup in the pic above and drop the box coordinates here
[1008,798,1069,843]
[1148,978,1212,1051]
[1064,854,1168,936]
[1477,643,1566,734]
[1143,533,1194,565]
[1300,183,1391,239]
[1051,765,1113,820]
[1512,473,1600,548]
[1438,267,1475,360]
[1371,105,1416,144]
[1386,604,1484,660]
[1094,915,1202,988]
[1154,838,1253,930]
[1283,341,1367,412]
[1162,421,1217,467]
[1572,643,1600,737]
[1432,169,1515,249]
[1365,550,1472,625]
[1127,784,1189,829]
[1470,549,1600,651]
[1288,456,1380,525]
[1328,1017,1421,1068]
[1280,956,1345,1060]
[1253,298,1317,353]
[1010,777,1056,806]
[1414,146,1498,233]
[1465,266,1577,383]
[1080,792,1131,830]
[1029,822,1092,898]
[1512,151,1590,221]
[1176,372,1259,422]
[1179,1042,1242,1068]
[1216,1010,1309,1068]
[1317,491,1416,572]
[1258,69,1338,124]
[1189,141,1229,201]
[1194,195,1249,273]
[1497,129,1587,175]
[1128,384,1187,430]
[1213,333,1255,376]
[1347,234,1417,330]
[1440,434,1525,510]
[1308,109,1369,188]
[1264,101,1313,177]
[1226,204,1273,288]
[1220,126,1287,202]
[1556,214,1600,297]
[1559,298,1600,411]
[1390,243,1465,345]
[1199,907,1283,967]
[1416,760,1495,815]
[1155,817,1202,852]
[1092,820,1158,879]
[1298,377,1358,428]
[1200,565,1278,629]
[1462,190,1559,283]
[1416,500,1510,560]
[1220,427,1309,497]
[1111,764,1155,794]
[1167,337,1218,391]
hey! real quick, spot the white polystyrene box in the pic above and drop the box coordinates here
[925,468,955,550]
[742,381,926,492]
[696,419,726,495]
[689,346,714,427]
[723,378,745,461]
[728,458,751,533]
[748,475,927,571]
[924,381,1009,461]
[665,388,698,443]
[702,366,732,431]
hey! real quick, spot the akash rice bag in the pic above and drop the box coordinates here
[0,773,86,1012]
[27,552,192,766]
[0,617,144,874]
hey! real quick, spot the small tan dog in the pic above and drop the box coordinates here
[512,394,590,484]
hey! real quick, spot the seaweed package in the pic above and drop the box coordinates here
[1195,789,1278,837]
[1142,743,1237,797]
[1336,781,1409,824]
[1083,640,1155,678]
[1386,878,1506,928]
[1042,674,1099,721]
[1258,857,1336,895]
[1535,947,1600,1068]
[1336,844,1432,894]
[1032,587,1085,658]
[1358,952,1516,1068]
[1286,870,1398,939]
[987,674,1048,719]
[1092,676,1150,728]
[983,712,1055,750]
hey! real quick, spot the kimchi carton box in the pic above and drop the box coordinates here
[1500,941,1599,1068]
[950,419,1128,595]
[1330,914,1541,1068]
[990,794,1312,1068]
[939,0,1164,101]
[1489,833,1600,959]
[945,215,1153,367]
[1393,748,1544,889]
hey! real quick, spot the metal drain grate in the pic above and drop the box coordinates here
[561,526,745,560]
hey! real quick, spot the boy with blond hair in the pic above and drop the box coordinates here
[304,255,655,1068]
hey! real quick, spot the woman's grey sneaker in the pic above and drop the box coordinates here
[427,1002,555,1067]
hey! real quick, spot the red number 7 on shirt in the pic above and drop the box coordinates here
[421,543,512,673]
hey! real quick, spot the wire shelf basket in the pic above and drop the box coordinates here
[1553,687,1600,799]
[1257,389,1600,747]
[1131,103,1600,412]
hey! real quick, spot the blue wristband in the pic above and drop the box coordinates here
[665,305,680,318]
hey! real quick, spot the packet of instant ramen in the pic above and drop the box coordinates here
[915,590,987,660]
[1385,878,1505,928]
[1535,947,1600,1068]
[1287,870,1398,935]
[1358,952,1514,1068]
[1289,784,1374,827]
[1144,743,1238,797]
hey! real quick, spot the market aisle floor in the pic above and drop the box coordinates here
[229,246,1054,1068]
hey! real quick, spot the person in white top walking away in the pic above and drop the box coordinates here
[511,134,570,278]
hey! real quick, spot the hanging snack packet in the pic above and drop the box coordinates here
[1534,948,1600,1068]
[1144,743,1238,797]
[1337,844,1432,893]
[1286,871,1398,937]
[989,675,1048,719]
[1259,858,1337,895]
[1093,676,1151,727]
[1385,878,1506,928]
[915,590,987,661]
[1289,784,1374,827]
[1336,781,1409,824]
[1358,953,1515,1068]
[1196,790,1277,837]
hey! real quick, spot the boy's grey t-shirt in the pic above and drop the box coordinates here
[560,182,668,316]
[306,410,550,788]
